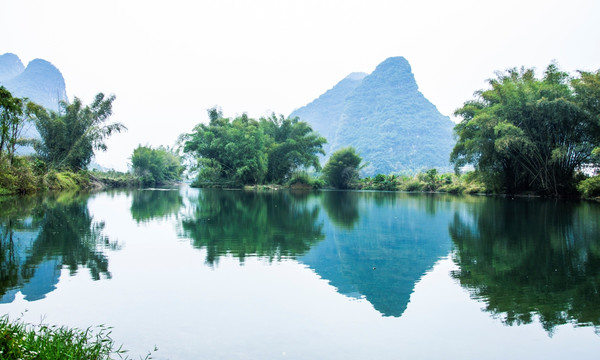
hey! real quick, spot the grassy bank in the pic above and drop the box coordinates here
[0,157,95,195]
[354,171,488,194]
[0,316,130,360]
[89,169,142,189]
[0,157,156,195]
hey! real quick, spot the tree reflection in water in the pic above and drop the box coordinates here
[450,197,600,334]
[0,193,119,302]
[130,188,184,223]
[179,189,324,265]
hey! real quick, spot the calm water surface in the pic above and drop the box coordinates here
[0,187,599,359]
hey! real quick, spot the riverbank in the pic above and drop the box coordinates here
[0,157,175,196]
[0,157,94,195]
[3,155,599,200]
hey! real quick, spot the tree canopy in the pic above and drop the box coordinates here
[0,86,34,164]
[182,108,326,186]
[131,145,184,185]
[260,114,325,183]
[321,147,363,189]
[451,64,600,196]
[31,93,126,170]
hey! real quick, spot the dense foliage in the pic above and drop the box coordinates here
[451,64,600,196]
[31,93,126,170]
[131,145,184,185]
[577,175,600,198]
[260,114,325,183]
[321,147,363,189]
[0,87,33,164]
[183,108,325,186]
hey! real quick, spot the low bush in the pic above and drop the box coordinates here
[403,180,425,192]
[0,157,37,195]
[288,172,324,189]
[438,183,465,194]
[577,176,600,198]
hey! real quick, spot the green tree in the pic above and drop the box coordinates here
[183,110,267,186]
[260,114,326,183]
[451,64,599,196]
[131,145,184,185]
[572,69,600,162]
[321,147,363,189]
[0,87,34,164]
[31,93,126,170]
[183,108,325,186]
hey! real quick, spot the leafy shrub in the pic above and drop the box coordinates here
[288,171,324,189]
[0,157,37,194]
[403,179,425,192]
[577,176,600,198]
[438,183,465,194]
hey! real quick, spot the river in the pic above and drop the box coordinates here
[0,187,598,359]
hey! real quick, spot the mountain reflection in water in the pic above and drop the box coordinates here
[300,191,453,317]
[1,187,599,334]
[0,193,118,303]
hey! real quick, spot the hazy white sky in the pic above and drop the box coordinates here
[1,0,599,170]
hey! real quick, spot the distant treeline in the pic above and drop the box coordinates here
[2,62,600,198]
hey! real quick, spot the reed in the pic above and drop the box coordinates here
[0,315,129,360]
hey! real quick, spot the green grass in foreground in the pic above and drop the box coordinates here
[0,315,136,360]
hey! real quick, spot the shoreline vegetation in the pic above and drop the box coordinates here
[0,315,142,360]
[2,62,600,200]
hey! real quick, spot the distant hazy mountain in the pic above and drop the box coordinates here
[0,54,68,111]
[291,56,455,175]
[0,53,25,82]
[0,53,68,153]
[291,72,366,157]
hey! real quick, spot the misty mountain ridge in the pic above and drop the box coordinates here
[291,56,455,175]
[0,53,25,82]
[0,53,68,154]
[0,53,68,111]
[291,72,367,157]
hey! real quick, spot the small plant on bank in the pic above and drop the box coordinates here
[0,315,129,360]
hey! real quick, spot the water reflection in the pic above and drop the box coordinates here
[179,189,324,265]
[0,193,118,302]
[320,191,360,229]
[301,191,453,317]
[450,197,600,333]
[177,190,456,317]
[130,188,183,223]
